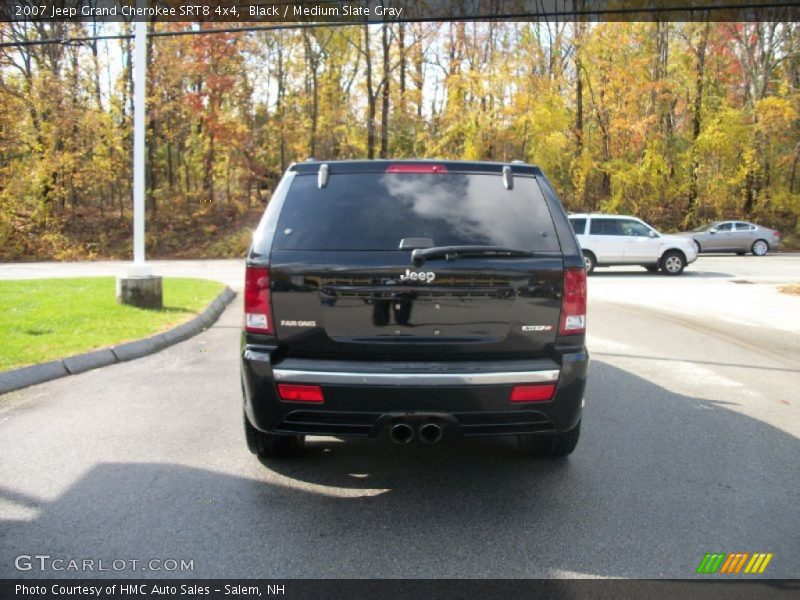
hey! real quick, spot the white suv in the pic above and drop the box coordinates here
[568,214,699,275]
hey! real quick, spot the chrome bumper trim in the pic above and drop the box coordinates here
[272,368,560,386]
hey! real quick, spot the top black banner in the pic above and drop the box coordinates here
[1,0,799,23]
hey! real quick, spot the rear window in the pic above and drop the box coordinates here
[272,172,560,252]
[589,219,623,236]
[569,218,586,235]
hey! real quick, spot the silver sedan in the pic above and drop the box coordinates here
[677,220,781,256]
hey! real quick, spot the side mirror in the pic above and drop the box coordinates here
[649,231,658,238]
[709,228,717,234]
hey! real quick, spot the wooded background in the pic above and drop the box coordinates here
[1,21,799,260]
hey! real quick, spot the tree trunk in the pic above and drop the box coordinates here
[167,143,174,190]
[686,24,709,221]
[364,24,376,159]
[204,137,215,204]
[574,17,584,155]
[275,39,286,172]
[90,20,103,112]
[380,24,390,158]
[226,159,232,204]
[399,23,406,108]
[146,21,157,222]
[654,21,673,136]
[123,25,134,123]
[309,65,318,158]
[68,42,80,216]
[303,32,319,158]
[414,24,425,119]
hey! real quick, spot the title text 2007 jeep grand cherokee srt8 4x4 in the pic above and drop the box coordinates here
[241,160,588,459]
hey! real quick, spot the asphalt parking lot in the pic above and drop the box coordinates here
[0,255,798,578]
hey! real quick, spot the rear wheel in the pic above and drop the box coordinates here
[751,239,769,256]
[244,413,304,458]
[582,251,596,275]
[518,420,581,458]
[660,250,685,275]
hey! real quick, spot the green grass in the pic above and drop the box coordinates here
[0,277,226,372]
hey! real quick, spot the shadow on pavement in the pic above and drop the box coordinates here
[593,352,800,375]
[1,361,797,579]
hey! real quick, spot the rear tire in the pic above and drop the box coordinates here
[518,420,581,458]
[244,413,304,458]
[751,239,769,256]
[582,251,596,275]
[660,250,686,275]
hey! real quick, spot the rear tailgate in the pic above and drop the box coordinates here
[270,250,563,360]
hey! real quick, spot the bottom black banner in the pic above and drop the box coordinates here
[1,579,798,600]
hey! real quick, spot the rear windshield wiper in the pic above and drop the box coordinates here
[411,245,536,266]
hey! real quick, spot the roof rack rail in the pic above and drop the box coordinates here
[502,165,514,190]
[317,163,329,189]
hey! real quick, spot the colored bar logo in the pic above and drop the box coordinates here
[697,552,773,574]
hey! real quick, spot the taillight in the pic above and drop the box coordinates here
[773,231,780,238]
[277,384,324,403]
[245,266,273,334]
[510,383,556,403]
[385,164,448,174]
[559,268,587,335]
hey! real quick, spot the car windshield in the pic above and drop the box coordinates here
[692,222,718,232]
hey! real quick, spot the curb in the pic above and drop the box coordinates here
[0,286,237,396]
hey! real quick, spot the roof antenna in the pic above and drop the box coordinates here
[502,166,514,190]
[318,163,329,189]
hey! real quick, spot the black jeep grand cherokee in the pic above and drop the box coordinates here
[241,160,588,458]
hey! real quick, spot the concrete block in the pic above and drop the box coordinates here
[116,275,163,309]
[148,333,172,353]
[111,338,156,362]
[0,360,70,395]
[170,321,199,342]
[63,348,117,375]
[200,306,217,327]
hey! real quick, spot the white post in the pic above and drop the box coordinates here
[130,11,150,276]
[117,7,161,307]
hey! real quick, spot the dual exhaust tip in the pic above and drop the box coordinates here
[390,422,443,445]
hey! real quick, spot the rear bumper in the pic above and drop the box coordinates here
[241,348,588,438]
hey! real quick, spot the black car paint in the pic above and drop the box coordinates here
[241,160,588,440]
